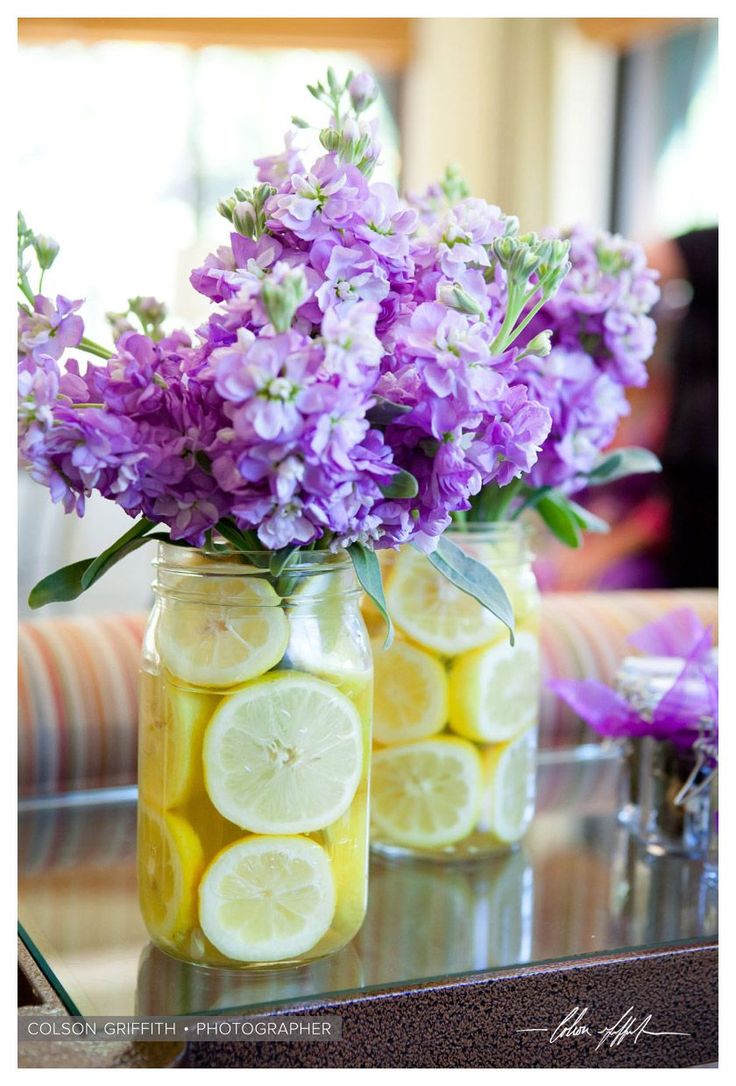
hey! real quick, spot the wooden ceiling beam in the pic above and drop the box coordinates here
[17,17,413,71]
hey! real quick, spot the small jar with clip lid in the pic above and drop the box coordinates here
[614,653,718,859]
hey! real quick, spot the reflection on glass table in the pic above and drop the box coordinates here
[18,749,717,1018]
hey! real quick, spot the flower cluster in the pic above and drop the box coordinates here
[188,154,560,548]
[513,225,660,493]
[18,70,569,555]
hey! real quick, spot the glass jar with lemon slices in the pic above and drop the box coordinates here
[364,524,539,861]
[138,543,372,968]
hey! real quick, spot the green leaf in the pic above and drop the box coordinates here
[379,469,418,500]
[425,536,515,643]
[269,547,297,578]
[28,527,170,609]
[195,451,213,474]
[586,447,662,487]
[80,517,156,589]
[348,542,393,647]
[567,499,610,534]
[536,493,583,548]
[365,396,412,427]
[28,558,97,609]
[214,519,254,552]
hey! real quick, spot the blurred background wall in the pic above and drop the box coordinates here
[17,17,718,615]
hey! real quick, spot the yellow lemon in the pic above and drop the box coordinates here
[198,835,336,962]
[371,637,448,744]
[478,731,536,844]
[385,547,508,656]
[203,671,363,834]
[138,674,220,808]
[156,575,290,689]
[370,737,482,849]
[448,631,540,743]
[138,804,205,943]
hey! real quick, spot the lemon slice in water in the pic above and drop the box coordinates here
[156,575,289,689]
[203,671,363,834]
[198,835,336,963]
[370,737,482,849]
[138,804,204,943]
[372,637,448,744]
[385,548,508,656]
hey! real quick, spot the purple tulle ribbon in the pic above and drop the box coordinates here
[549,608,718,755]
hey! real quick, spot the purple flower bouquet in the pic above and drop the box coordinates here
[17,68,667,959]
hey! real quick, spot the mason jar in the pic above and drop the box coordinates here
[137,543,372,968]
[366,523,540,860]
[614,655,718,861]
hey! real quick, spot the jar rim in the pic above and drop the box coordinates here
[448,521,530,537]
[155,541,353,575]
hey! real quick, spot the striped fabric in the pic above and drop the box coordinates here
[18,590,717,796]
[19,614,146,797]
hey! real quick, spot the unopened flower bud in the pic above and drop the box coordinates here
[503,215,520,237]
[437,281,485,318]
[232,201,256,238]
[510,246,541,282]
[128,295,167,338]
[524,330,553,357]
[440,164,470,204]
[105,311,135,341]
[319,127,342,152]
[261,267,308,333]
[492,237,519,268]
[217,196,236,222]
[255,183,276,206]
[348,72,378,113]
[32,234,60,271]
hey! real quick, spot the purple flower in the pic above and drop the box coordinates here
[18,295,84,362]
[348,72,378,112]
[353,183,418,259]
[267,155,369,241]
[254,129,305,186]
[313,243,389,313]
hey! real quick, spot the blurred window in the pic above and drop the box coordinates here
[18,42,400,339]
[612,22,717,238]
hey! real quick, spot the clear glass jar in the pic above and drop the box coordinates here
[137,543,372,969]
[636,736,717,860]
[366,523,540,861]
[614,655,718,860]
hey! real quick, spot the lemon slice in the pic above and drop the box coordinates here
[199,835,336,962]
[371,737,482,848]
[138,804,205,942]
[372,637,448,744]
[385,548,508,656]
[448,631,540,743]
[479,731,536,843]
[203,671,363,834]
[156,575,290,688]
[138,677,220,808]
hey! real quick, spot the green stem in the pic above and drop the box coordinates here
[500,292,552,351]
[470,477,523,522]
[18,276,35,306]
[490,282,524,354]
[79,337,114,360]
[510,485,553,520]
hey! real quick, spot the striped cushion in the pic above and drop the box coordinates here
[19,614,146,797]
[18,590,718,796]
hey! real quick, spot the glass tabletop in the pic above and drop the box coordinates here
[18,748,717,1018]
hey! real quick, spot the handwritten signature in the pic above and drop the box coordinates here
[518,1006,690,1050]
